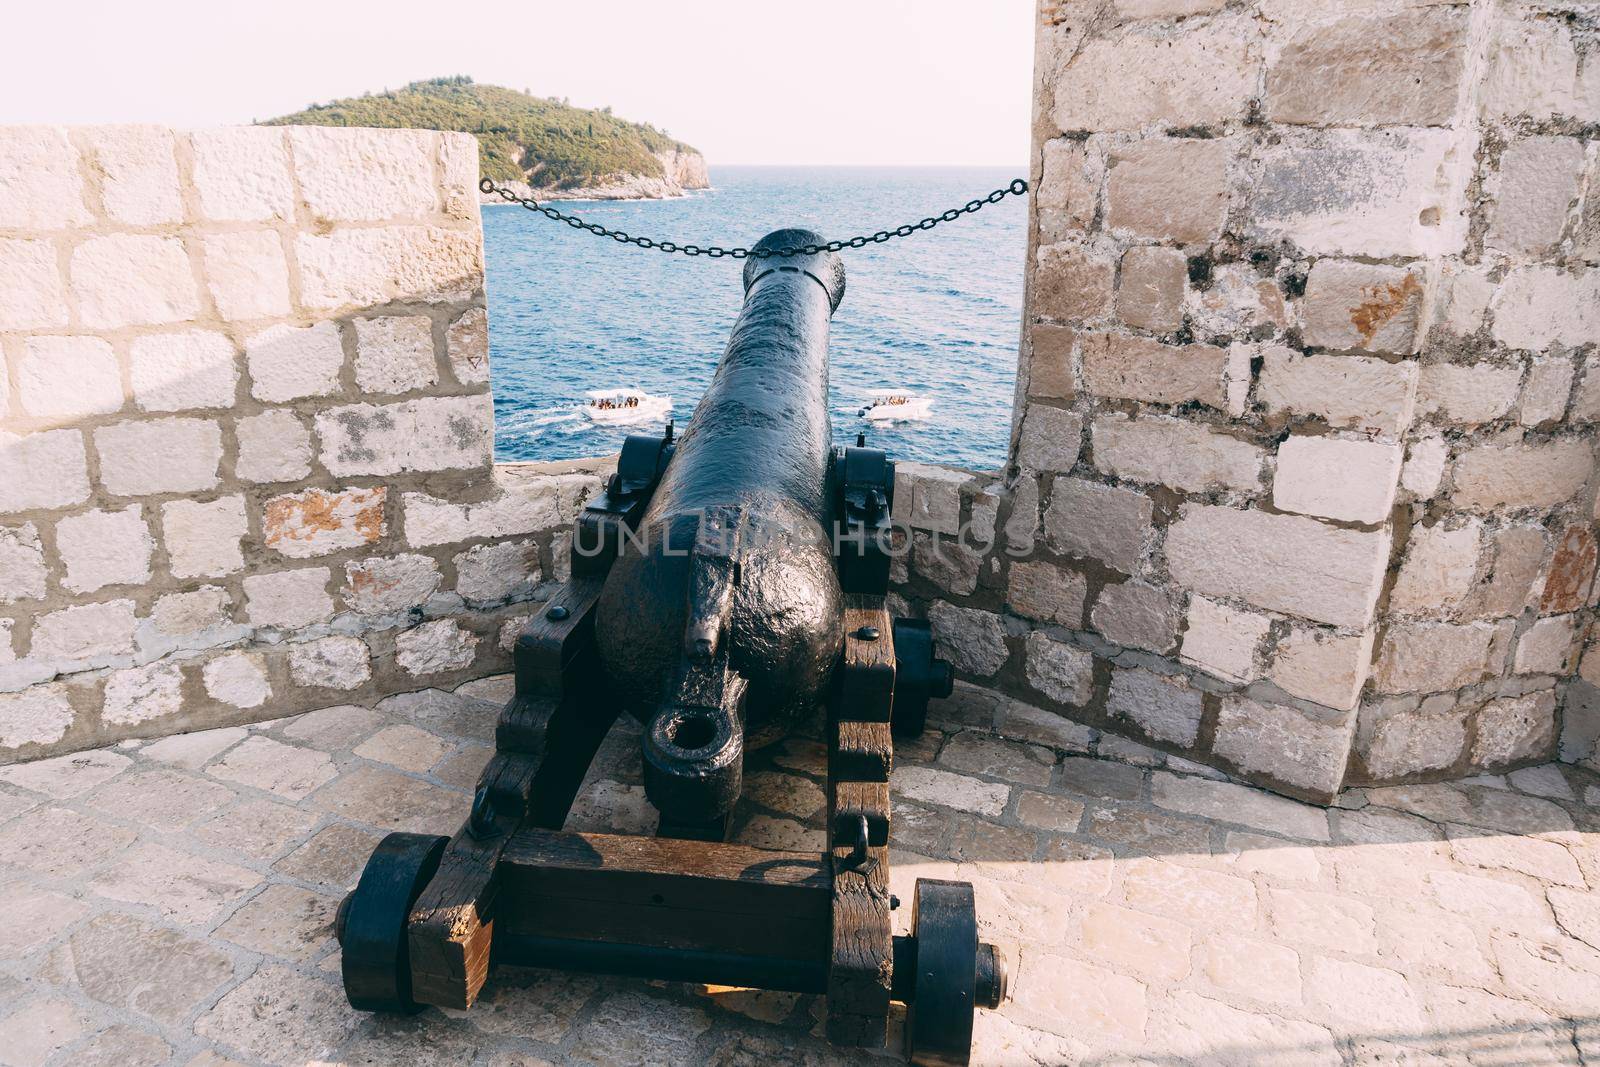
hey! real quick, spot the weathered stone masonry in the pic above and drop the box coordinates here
[5,3,1598,807]
[892,0,1600,801]
[0,126,596,763]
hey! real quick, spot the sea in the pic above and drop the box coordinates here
[483,165,1028,472]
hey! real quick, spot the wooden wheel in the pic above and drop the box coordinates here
[339,832,448,1013]
[906,879,979,1066]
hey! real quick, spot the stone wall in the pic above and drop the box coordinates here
[0,126,598,764]
[893,0,1600,802]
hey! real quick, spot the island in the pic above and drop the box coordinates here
[263,76,710,201]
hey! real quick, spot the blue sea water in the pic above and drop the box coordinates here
[484,166,1027,471]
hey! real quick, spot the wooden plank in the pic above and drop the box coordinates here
[406,751,541,1010]
[837,594,894,723]
[831,781,890,847]
[513,576,605,696]
[826,845,892,1047]
[833,721,892,782]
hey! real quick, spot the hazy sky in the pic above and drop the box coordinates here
[3,1,1036,166]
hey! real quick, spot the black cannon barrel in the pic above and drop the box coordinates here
[594,230,847,823]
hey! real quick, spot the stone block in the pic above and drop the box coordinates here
[1271,435,1402,524]
[1027,325,1076,400]
[0,126,89,228]
[262,486,386,559]
[295,225,482,310]
[1116,246,1186,332]
[1519,357,1573,428]
[162,495,246,579]
[1492,266,1600,352]
[1462,523,1548,619]
[189,127,295,221]
[354,315,438,394]
[1400,436,1448,499]
[148,587,236,644]
[1269,627,1374,712]
[1487,137,1585,256]
[243,568,334,629]
[103,662,184,726]
[31,600,137,664]
[1301,260,1427,354]
[17,336,123,418]
[1043,477,1152,572]
[343,553,442,615]
[455,539,540,603]
[0,429,90,511]
[1214,695,1351,798]
[897,462,968,535]
[1081,332,1228,409]
[1480,15,1588,122]
[1108,668,1204,747]
[0,684,76,748]
[1540,525,1596,614]
[1033,242,1114,322]
[1166,504,1389,628]
[1006,559,1087,625]
[55,506,152,593]
[1373,621,1504,694]
[288,127,440,223]
[446,306,490,384]
[70,234,199,328]
[315,394,493,477]
[1051,20,1255,131]
[82,125,182,225]
[1416,362,1522,425]
[96,418,221,496]
[235,410,312,483]
[926,601,1010,676]
[1092,414,1264,494]
[128,330,239,412]
[0,238,67,330]
[1266,10,1467,126]
[395,619,478,675]
[1015,404,1083,473]
[202,231,292,320]
[912,535,981,596]
[245,322,346,403]
[1249,129,1463,258]
[1450,439,1593,512]
[1390,521,1482,614]
[1036,138,1098,237]
[1105,138,1235,243]
[1472,692,1557,767]
[1091,581,1179,654]
[0,524,47,604]
[1181,596,1270,684]
[403,486,561,547]
[438,133,480,221]
[289,636,372,690]
[1361,702,1467,779]
[1023,632,1095,706]
[1257,347,1415,438]
[1513,615,1578,676]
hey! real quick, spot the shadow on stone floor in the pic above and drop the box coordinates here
[1,676,1598,1065]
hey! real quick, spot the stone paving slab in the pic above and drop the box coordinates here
[0,678,1596,1065]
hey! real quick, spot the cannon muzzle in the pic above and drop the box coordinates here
[594,230,848,828]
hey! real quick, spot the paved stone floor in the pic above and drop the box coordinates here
[0,678,1597,1066]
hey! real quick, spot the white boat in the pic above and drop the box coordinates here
[583,388,672,426]
[858,392,934,422]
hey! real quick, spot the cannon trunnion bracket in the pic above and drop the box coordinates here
[334,232,1006,1065]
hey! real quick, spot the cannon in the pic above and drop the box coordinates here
[335,230,1007,1064]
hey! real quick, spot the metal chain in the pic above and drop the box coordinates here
[478,176,1029,259]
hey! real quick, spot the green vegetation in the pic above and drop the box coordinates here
[263,76,699,189]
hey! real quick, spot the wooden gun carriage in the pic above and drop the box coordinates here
[335,230,1007,1064]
